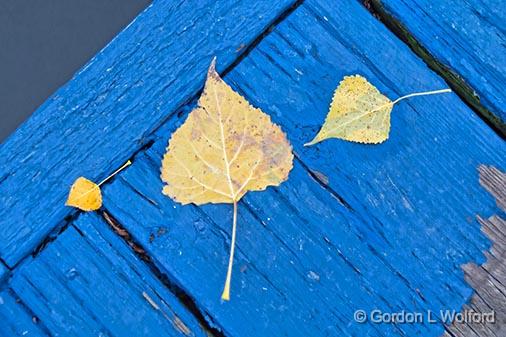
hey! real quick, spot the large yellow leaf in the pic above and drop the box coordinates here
[305,75,451,145]
[161,59,293,300]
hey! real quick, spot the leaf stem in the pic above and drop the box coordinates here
[392,88,452,105]
[98,160,132,186]
[221,200,238,301]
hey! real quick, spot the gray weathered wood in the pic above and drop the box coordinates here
[443,166,506,337]
[479,165,506,211]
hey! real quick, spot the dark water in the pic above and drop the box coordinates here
[0,0,151,143]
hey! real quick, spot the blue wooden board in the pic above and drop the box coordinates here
[0,0,504,335]
[104,146,442,336]
[374,0,506,129]
[0,0,297,267]
[0,289,47,337]
[0,262,7,283]
[2,213,207,337]
[97,0,505,335]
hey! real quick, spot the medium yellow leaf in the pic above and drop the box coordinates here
[65,177,102,211]
[305,75,451,145]
[65,160,131,212]
[161,58,293,300]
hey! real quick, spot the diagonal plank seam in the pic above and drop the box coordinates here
[4,288,52,336]
[0,1,307,272]
[136,0,306,158]
[99,210,225,337]
[143,138,437,313]
[361,0,506,137]
[0,140,157,279]
[1,11,309,320]
[0,0,306,269]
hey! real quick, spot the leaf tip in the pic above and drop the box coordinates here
[208,56,218,78]
[304,136,320,147]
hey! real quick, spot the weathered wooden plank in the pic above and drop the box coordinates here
[443,166,506,337]
[1,0,503,335]
[227,0,505,262]
[101,0,505,335]
[479,165,506,211]
[369,0,506,132]
[442,216,506,337]
[0,289,48,337]
[0,0,297,267]
[104,146,437,336]
[5,213,207,337]
[228,0,504,296]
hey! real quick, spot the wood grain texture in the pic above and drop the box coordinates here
[479,165,506,211]
[105,144,433,336]
[0,289,48,337]
[0,0,503,335]
[370,0,506,132]
[3,213,207,337]
[442,216,506,337]
[228,0,504,319]
[0,0,296,267]
[441,166,506,337]
[99,0,505,335]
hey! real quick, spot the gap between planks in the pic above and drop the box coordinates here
[101,211,225,337]
[0,0,306,275]
[0,1,308,327]
[1,1,502,334]
[361,0,506,137]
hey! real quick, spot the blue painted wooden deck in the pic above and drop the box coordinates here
[369,0,506,134]
[0,0,504,336]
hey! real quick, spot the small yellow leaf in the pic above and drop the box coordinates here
[161,58,293,300]
[306,75,392,145]
[65,160,131,212]
[65,177,102,211]
[305,75,451,145]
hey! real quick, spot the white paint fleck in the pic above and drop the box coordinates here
[402,196,414,212]
[308,271,320,281]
